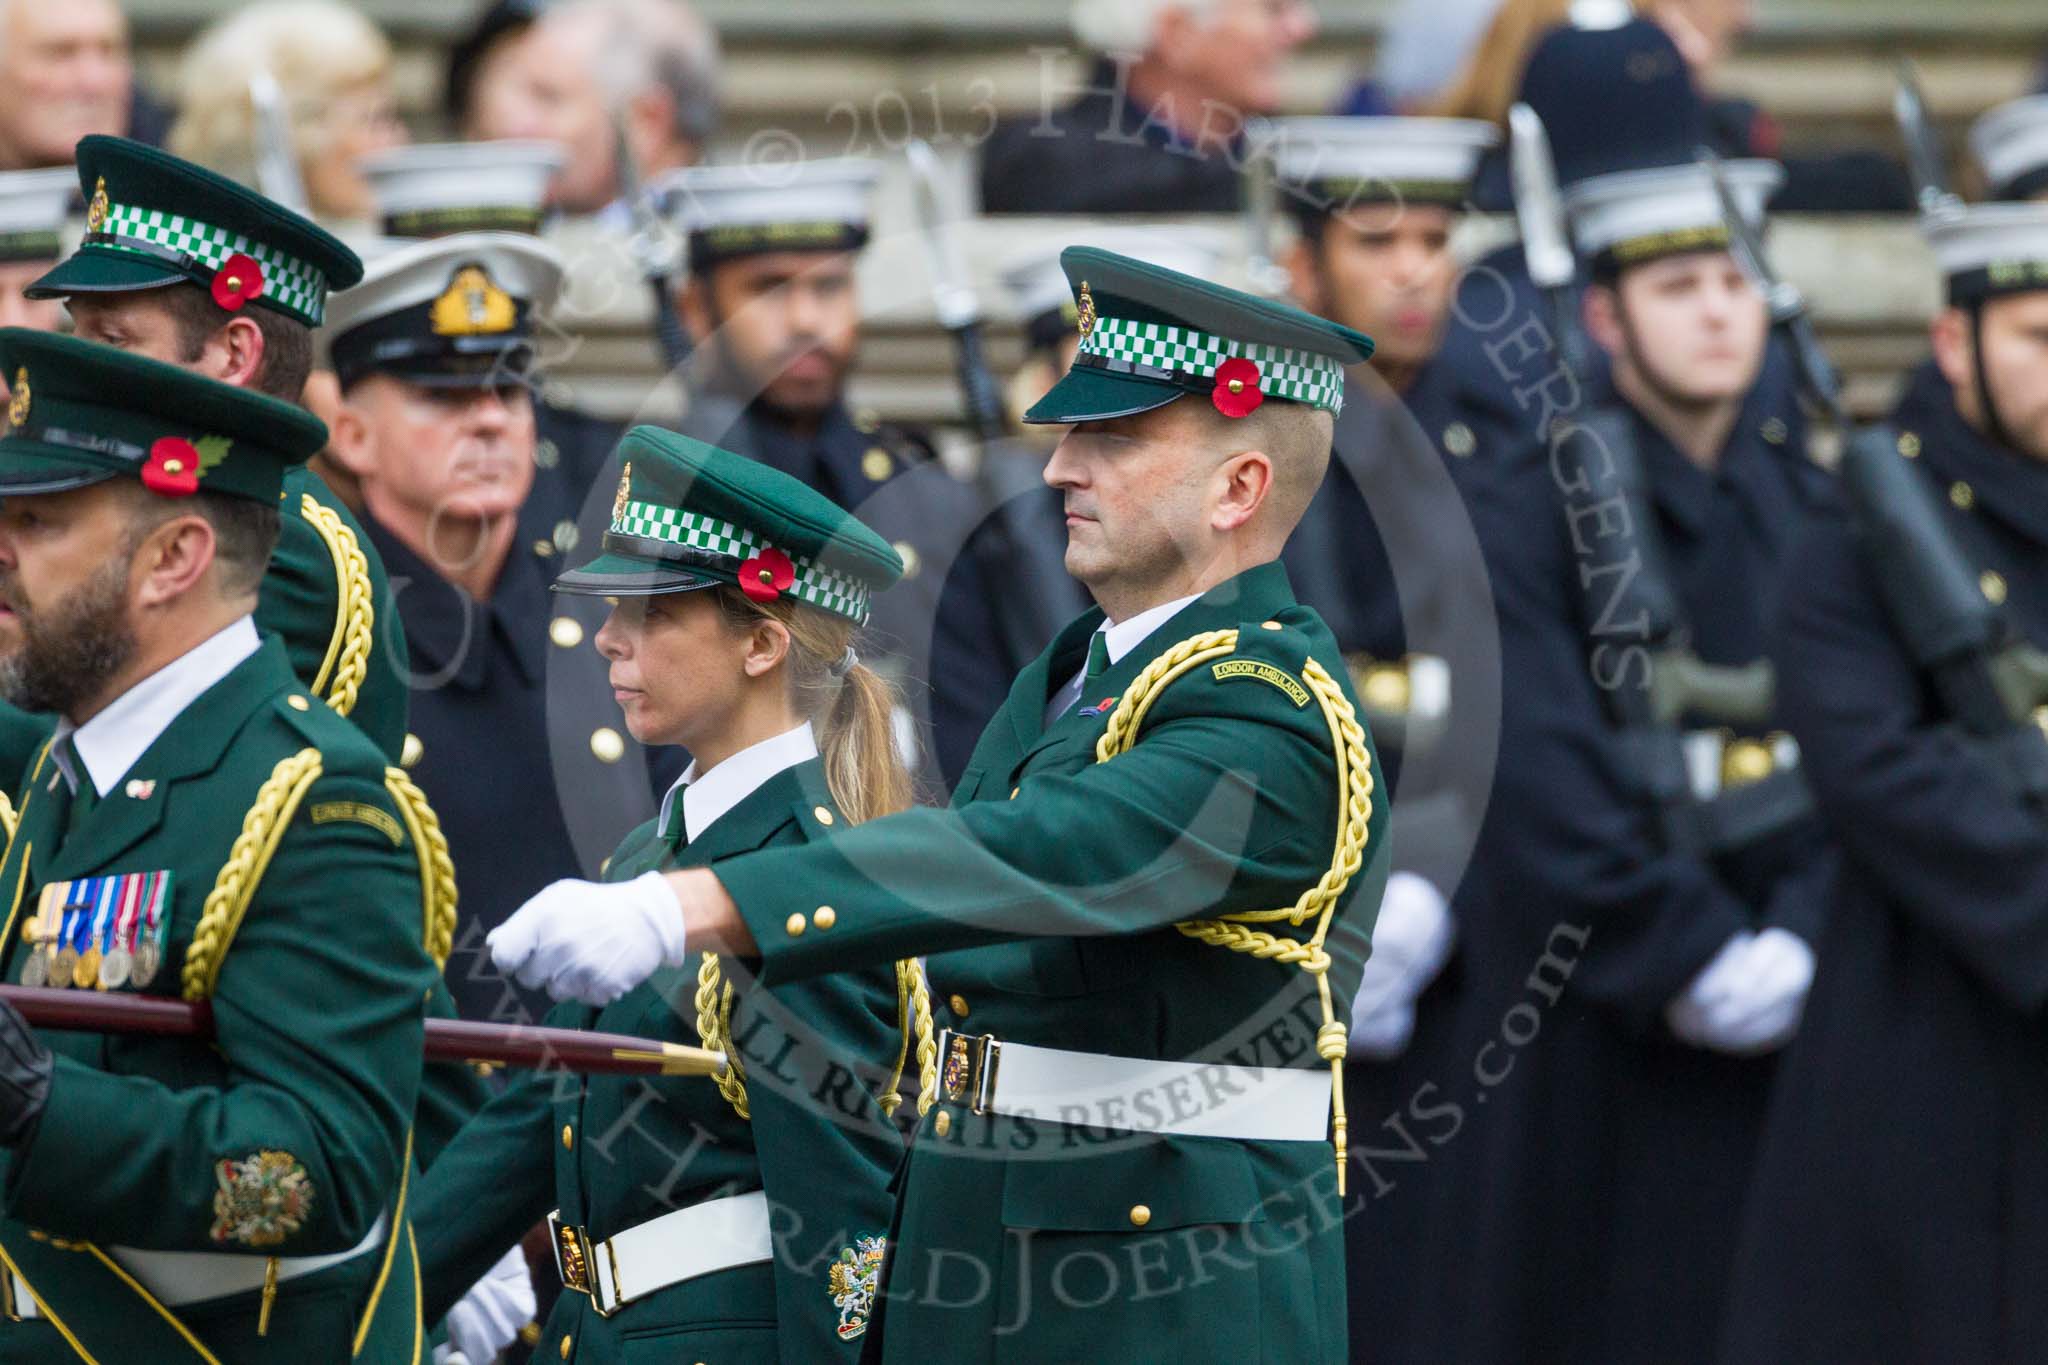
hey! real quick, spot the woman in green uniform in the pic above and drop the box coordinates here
[412,426,931,1363]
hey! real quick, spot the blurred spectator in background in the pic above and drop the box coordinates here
[473,0,720,216]
[167,1,406,220]
[445,0,548,138]
[0,0,133,170]
[1431,0,1911,210]
[1341,0,1506,115]
[979,0,1317,214]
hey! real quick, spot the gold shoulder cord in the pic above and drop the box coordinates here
[693,953,752,1118]
[175,746,322,1338]
[383,768,458,969]
[182,749,323,1002]
[298,493,375,719]
[0,790,15,843]
[880,957,939,1119]
[1093,628,1374,1195]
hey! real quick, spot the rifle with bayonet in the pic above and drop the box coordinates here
[903,138,1084,665]
[610,115,693,380]
[1511,107,1796,853]
[1698,150,2048,804]
[247,70,309,214]
[1893,60,1966,219]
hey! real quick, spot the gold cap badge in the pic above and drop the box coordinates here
[7,368,28,429]
[612,462,632,524]
[85,177,108,234]
[429,264,517,337]
[1076,281,1096,339]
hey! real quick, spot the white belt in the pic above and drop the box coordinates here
[936,1031,1331,1143]
[549,1189,771,1319]
[10,1211,389,1320]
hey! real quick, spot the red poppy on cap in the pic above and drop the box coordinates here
[739,546,796,603]
[1212,357,1264,418]
[142,437,200,497]
[211,254,265,311]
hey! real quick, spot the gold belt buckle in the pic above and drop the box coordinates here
[548,1210,626,1318]
[549,1210,592,1297]
[939,1031,1002,1114]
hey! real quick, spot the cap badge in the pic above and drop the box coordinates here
[7,369,29,428]
[85,178,108,234]
[431,264,517,337]
[1075,281,1096,338]
[612,462,632,523]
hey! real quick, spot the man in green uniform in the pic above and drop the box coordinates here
[19,135,411,766]
[0,330,438,1361]
[491,247,1393,1361]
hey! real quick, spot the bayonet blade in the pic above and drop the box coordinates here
[1508,103,1576,292]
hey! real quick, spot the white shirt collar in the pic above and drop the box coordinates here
[657,720,819,845]
[1098,593,1203,667]
[50,617,261,798]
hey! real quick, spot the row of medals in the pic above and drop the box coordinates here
[19,896,160,991]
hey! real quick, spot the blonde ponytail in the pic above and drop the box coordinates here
[713,586,935,1115]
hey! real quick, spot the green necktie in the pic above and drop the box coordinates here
[662,784,689,854]
[1084,632,1112,684]
[52,736,94,838]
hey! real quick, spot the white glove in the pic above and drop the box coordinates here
[439,1244,534,1365]
[1349,873,1455,1060]
[487,872,689,1007]
[1665,927,1815,1056]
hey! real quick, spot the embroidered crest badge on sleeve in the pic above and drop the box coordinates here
[210,1150,314,1248]
[828,1234,887,1339]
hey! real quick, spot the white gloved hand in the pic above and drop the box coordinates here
[1349,873,1455,1059]
[439,1244,535,1365]
[1665,928,1815,1056]
[487,872,688,1007]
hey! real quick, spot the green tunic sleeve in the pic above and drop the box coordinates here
[721,625,1389,989]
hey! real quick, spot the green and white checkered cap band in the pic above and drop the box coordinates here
[1079,315,1347,413]
[93,200,330,325]
[613,499,874,622]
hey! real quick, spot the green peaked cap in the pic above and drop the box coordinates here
[1024,244,1374,425]
[555,426,904,624]
[0,328,325,503]
[27,135,364,327]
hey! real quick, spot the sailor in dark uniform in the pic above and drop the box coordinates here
[660,158,1011,790]
[1413,155,1838,1365]
[1720,202,2048,1365]
[1262,112,1511,1364]
[322,232,680,1026]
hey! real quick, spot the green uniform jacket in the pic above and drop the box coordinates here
[0,475,486,1175]
[712,562,1389,1365]
[0,638,438,1364]
[414,758,908,1363]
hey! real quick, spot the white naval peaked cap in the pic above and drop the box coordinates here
[1921,201,2048,302]
[322,231,565,389]
[1969,95,2048,202]
[653,158,880,264]
[1565,159,1782,266]
[1269,116,1499,207]
[0,168,74,260]
[1000,224,1233,330]
[358,140,565,238]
